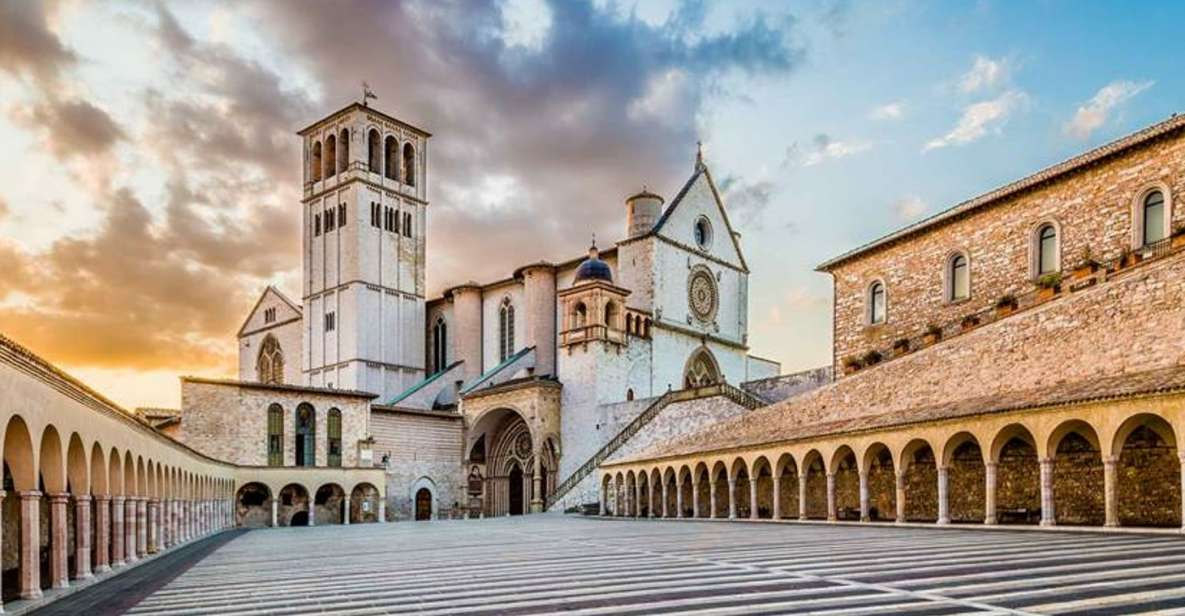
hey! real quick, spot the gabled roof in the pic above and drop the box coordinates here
[817,112,1185,272]
[386,360,463,406]
[648,165,749,272]
[459,346,534,396]
[236,285,302,338]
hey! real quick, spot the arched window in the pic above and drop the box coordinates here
[868,281,886,325]
[432,317,448,374]
[267,404,283,466]
[295,403,315,467]
[311,141,322,182]
[403,143,416,187]
[499,299,515,362]
[256,334,284,384]
[338,128,349,174]
[1037,224,1058,275]
[574,302,587,328]
[327,408,342,467]
[684,347,721,388]
[948,253,969,301]
[384,136,398,180]
[324,134,337,178]
[626,388,635,401]
[1143,190,1167,246]
[604,301,617,328]
[367,129,381,173]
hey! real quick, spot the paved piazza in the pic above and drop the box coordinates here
[119,517,1185,615]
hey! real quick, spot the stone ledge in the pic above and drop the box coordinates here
[585,515,1185,536]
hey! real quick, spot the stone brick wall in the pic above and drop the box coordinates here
[741,366,832,404]
[370,408,464,520]
[826,125,1185,375]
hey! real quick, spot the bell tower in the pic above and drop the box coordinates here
[297,101,431,399]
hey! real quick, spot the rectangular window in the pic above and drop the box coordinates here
[325,208,335,231]
[1144,200,1166,246]
[264,307,276,323]
[324,312,336,332]
[314,213,321,236]
[403,212,412,237]
[339,203,347,227]
[391,208,399,234]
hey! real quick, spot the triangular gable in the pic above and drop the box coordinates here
[236,285,303,337]
[651,167,748,271]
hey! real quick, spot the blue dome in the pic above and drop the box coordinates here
[574,243,612,283]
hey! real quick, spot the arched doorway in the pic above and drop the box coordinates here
[415,488,433,520]
[683,347,721,388]
[507,465,524,516]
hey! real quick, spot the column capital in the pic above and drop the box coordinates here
[73,493,92,503]
[17,489,42,500]
[1178,451,1185,463]
[47,491,71,503]
[94,493,111,503]
[1103,454,1119,465]
[1039,457,1054,465]
[984,460,998,469]
[111,495,125,504]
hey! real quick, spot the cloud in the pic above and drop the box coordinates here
[924,90,1026,151]
[1064,80,1154,139]
[0,1,75,85]
[11,98,124,161]
[0,197,8,220]
[801,133,871,166]
[718,176,775,224]
[958,55,1007,94]
[869,102,903,121]
[892,195,926,221]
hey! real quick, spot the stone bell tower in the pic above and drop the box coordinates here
[297,101,431,399]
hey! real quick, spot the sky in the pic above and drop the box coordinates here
[0,0,1181,410]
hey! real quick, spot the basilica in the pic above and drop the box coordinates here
[195,102,786,521]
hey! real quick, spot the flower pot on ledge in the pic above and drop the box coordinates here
[960,316,980,331]
[1037,285,1060,301]
[921,331,942,347]
[1072,263,1099,280]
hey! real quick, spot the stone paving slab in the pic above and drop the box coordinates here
[111,515,1185,615]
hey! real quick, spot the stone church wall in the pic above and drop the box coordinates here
[370,409,464,520]
[829,126,1185,375]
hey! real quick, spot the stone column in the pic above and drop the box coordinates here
[530,454,544,514]
[709,481,717,518]
[308,498,316,526]
[343,498,351,525]
[48,492,69,589]
[378,499,386,523]
[125,497,138,562]
[170,499,179,544]
[797,473,807,520]
[648,483,656,518]
[1039,458,1056,526]
[659,482,668,518]
[858,471,870,522]
[937,466,950,525]
[110,495,125,567]
[73,494,93,580]
[271,499,279,527]
[984,462,998,525]
[692,481,701,518]
[772,476,782,520]
[895,473,906,523]
[1103,455,1119,527]
[748,478,758,520]
[19,490,43,599]
[94,495,110,573]
[825,473,836,522]
[148,499,159,553]
[137,497,148,557]
[727,478,737,519]
[598,488,605,516]
[1180,453,1185,533]
[677,481,685,519]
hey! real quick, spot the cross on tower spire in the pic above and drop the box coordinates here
[695,140,706,172]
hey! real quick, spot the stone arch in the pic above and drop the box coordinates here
[89,442,107,496]
[624,471,637,517]
[66,433,88,499]
[235,482,271,528]
[802,449,827,519]
[683,346,721,389]
[410,476,437,521]
[710,461,728,518]
[751,456,773,519]
[601,473,614,515]
[988,423,1040,524]
[1049,419,1105,526]
[278,483,310,527]
[1113,413,1180,527]
[108,448,123,497]
[367,128,381,172]
[828,446,858,520]
[775,453,798,520]
[123,452,136,497]
[862,442,896,521]
[728,458,749,518]
[402,142,416,186]
[350,482,381,523]
[4,416,36,492]
[943,432,986,523]
[311,140,322,181]
[324,133,337,178]
[635,469,650,517]
[40,425,66,494]
[314,483,346,525]
[661,467,677,517]
[900,438,938,522]
[677,466,693,517]
[692,462,708,518]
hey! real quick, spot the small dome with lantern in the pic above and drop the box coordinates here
[574,239,612,284]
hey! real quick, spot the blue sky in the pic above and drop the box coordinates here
[0,0,1179,408]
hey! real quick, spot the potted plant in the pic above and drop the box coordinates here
[1072,247,1101,280]
[862,349,883,367]
[892,338,911,355]
[842,356,863,375]
[995,294,1018,317]
[921,324,942,346]
[1119,247,1141,269]
[1036,272,1062,300]
[961,314,981,331]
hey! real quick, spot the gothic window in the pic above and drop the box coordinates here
[311,141,322,182]
[432,317,448,374]
[403,143,416,187]
[683,347,721,388]
[295,403,315,467]
[338,203,346,227]
[327,408,342,467]
[1036,223,1058,275]
[499,299,515,362]
[367,129,381,173]
[324,134,337,178]
[948,253,969,301]
[384,136,398,180]
[267,404,283,466]
[868,281,886,325]
[338,128,349,174]
[1143,190,1167,246]
[256,334,284,384]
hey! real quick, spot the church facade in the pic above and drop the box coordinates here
[211,103,781,520]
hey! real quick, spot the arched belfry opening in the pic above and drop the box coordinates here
[683,346,721,388]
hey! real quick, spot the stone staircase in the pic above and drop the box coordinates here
[546,382,766,510]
